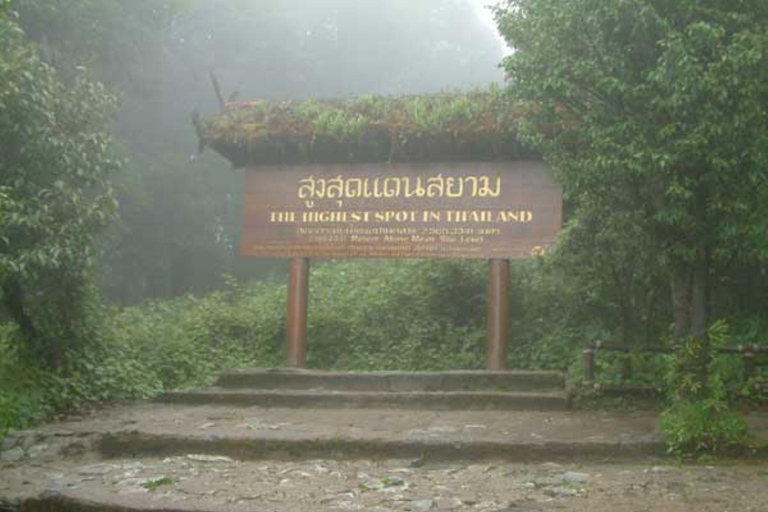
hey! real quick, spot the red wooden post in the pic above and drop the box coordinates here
[486,259,510,370]
[286,257,309,368]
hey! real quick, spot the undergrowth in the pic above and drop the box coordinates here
[0,258,578,438]
[660,321,749,458]
[1,260,764,452]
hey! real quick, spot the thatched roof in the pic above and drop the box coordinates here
[194,88,535,167]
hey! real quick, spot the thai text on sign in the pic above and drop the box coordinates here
[240,161,562,259]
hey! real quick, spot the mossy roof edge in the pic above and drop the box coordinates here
[195,88,537,168]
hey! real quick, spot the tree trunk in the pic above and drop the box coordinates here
[1,278,66,370]
[669,260,711,398]
[670,264,693,339]
[1,278,41,359]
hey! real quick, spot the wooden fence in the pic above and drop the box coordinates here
[582,341,768,388]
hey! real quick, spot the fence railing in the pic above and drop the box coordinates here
[581,342,768,388]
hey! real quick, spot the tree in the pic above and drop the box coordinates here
[494,0,768,379]
[0,6,121,369]
[10,0,187,89]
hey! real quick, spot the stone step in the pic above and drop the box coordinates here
[97,430,662,463]
[7,404,768,512]
[155,389,571,410]
[0,404,668,465]
[216,368,566,392]
[6,407,768,512]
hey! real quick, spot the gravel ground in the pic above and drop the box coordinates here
[3,455,768,511]
[2,404,768,511]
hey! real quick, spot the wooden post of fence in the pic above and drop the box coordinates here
[582,348,595,388]
[743,347,756,381]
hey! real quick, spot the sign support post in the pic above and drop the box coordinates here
[239,162,561,370]
[486,259,509,370]
[286,257,309,368]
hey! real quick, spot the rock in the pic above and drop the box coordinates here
[428,425,457,433]
[360,479,385,491]
[27,444,49,459]
[545,487,577,498]
[238,421,269,430]
[0,448,24,462]
[562,471,590,484]
[186,454,234,463]
[1,435,18,452]
[408,498,435,511]
[60,441,88,458]
[115,477,147,488]
[78,463,116,475]
[0,497,21,511]
[435,497,463,509]
[48,429,75,437]
[409,457,426,468]
[474,500,500,509]
[382,475,407,487]
[20,433,43,450]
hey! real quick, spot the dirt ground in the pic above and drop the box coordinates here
[3,455,768,511]
[1,404,768,511]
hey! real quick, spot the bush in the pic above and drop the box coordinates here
[660,321,748,457]
[0,255,627,441]
[660,398,747,457]
[305,259,487,370]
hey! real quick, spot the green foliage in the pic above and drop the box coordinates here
[660,399,747,458]
[0,259,489,436]
[494,0,768,344]
[667,320,730,401]
[661,321,748,456]
[11,0,189,88]
[142,476,177,492]
[0,8,121,368]
[198,86,530,166]
[306,259,487,370]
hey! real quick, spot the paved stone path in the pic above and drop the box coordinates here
[1,368,767,511]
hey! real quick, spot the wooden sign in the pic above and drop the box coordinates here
[241,161,562,259]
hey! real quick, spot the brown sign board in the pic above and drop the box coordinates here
[240,161,562,259]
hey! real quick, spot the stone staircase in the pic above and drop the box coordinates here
[0,368,683,512]
[157,368,571,410]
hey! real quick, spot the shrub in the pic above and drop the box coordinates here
[660,398,747,457]
[660,321,748,457]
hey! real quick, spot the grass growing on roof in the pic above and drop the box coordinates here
[196,86,532,166]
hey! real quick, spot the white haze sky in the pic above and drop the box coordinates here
[467,0,511,55]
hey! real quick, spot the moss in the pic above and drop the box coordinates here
[195,86,535,167]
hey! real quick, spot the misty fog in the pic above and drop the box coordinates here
[102,0,508,303]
